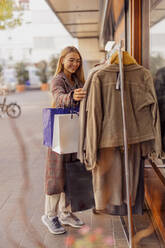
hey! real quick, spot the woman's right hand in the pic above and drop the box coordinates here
[73,88,86,101]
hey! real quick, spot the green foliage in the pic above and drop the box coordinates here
[35,60,48,84]
[150,54,165,77]
[0,0,23,30]
[15,62,29,85]
[0,64,3,76]
[48,55,59,77]
[0,64,3,85]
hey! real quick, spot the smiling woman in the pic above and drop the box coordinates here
[42,46,87,235]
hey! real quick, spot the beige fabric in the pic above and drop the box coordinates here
[85,63,161,169]
[92,144,142,210]
[78,63,107,162]
[78,51,137,164]
[45,193,71,217]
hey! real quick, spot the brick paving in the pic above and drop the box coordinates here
[0,90,164,248]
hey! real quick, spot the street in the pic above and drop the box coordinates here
[0,90,51,247]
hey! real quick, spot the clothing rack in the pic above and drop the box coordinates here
[108,41,134,248]
[105,40,123,61]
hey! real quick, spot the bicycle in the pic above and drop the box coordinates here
[0,89,21,118]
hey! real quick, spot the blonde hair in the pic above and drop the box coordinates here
[55,46,85,84]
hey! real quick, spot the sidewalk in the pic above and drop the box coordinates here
[0,90,164,248]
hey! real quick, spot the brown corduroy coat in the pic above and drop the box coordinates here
[78,53,162,212]
[82,63,161,169]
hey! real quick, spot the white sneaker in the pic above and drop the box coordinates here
[59,212,84,228]
[41,215,66,234]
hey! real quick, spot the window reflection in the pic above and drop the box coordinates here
[150,0,165,152]
[150,1,165,76]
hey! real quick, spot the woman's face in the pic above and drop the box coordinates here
[62,52,81,74]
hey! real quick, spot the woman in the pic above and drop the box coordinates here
[42,46,86,235]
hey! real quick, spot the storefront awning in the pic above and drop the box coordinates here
[45,0,100,39]
[150,0,165,26]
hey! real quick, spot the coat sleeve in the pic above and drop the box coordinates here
[51,76,74,108]
[78,71,93,163]
[78,69,100,163]
[85,74,103,169]
[145,72,162,155]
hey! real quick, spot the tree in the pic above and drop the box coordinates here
[15,62,29,85]
[0,64,3,86]
[0,64,3,77]
[35,60,48,84]
[48,55,59,77]
[0,0,23,30]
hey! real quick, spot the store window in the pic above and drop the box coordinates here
[150,0,165,77]
[150,0,165,152]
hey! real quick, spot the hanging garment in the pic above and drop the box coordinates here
[92,144,150,215]
[79,51,162,215]
[78,63,107,162]
[84,52,161,169]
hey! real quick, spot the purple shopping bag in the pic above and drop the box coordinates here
[42,107,79,147]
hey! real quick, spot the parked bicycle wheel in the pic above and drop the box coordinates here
[7,103,21,118]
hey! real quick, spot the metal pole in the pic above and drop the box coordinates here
[118,41,134,248]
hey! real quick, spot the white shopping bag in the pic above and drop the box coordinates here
[52,114,79,154]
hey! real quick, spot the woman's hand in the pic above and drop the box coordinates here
[73,88,86,101]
